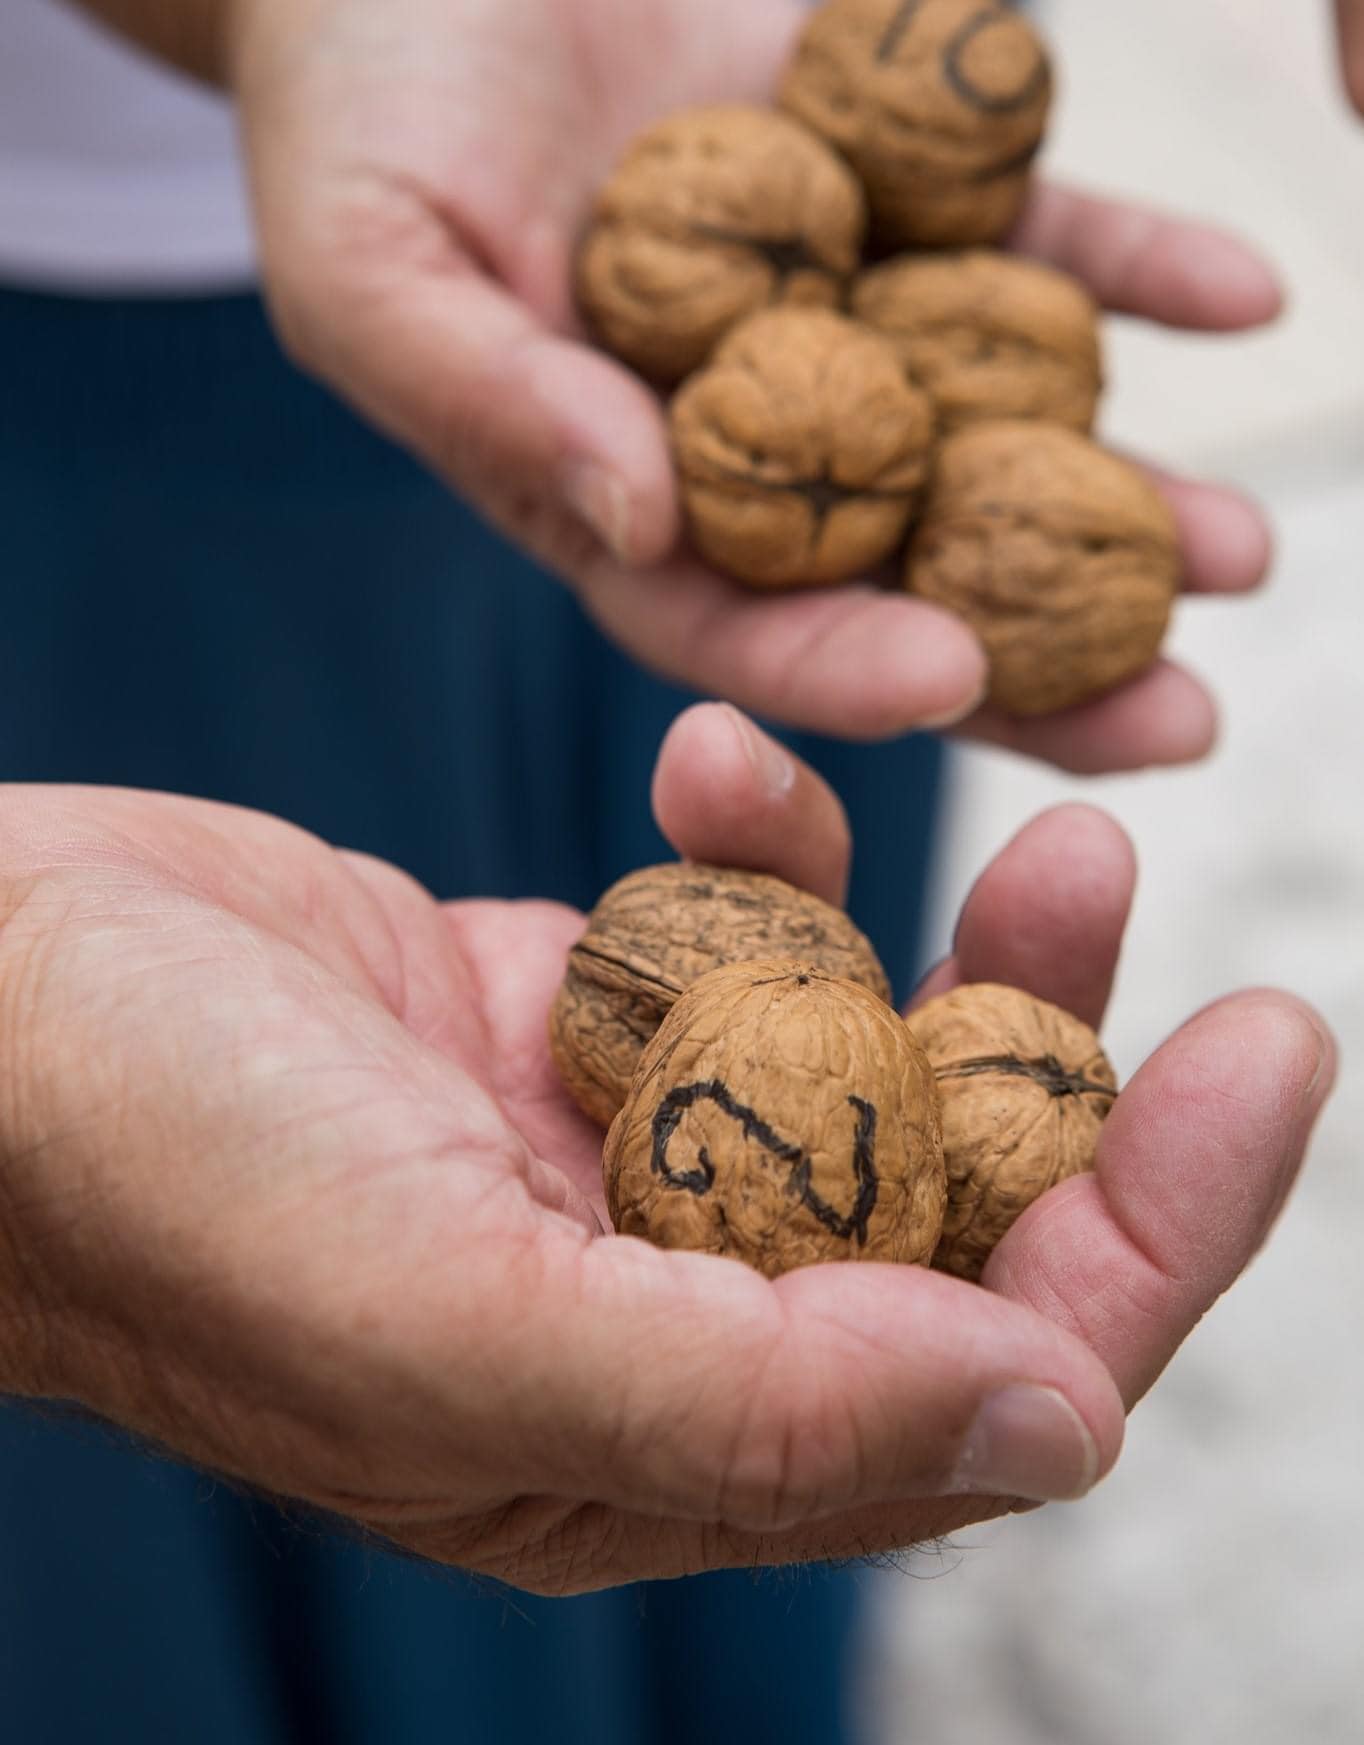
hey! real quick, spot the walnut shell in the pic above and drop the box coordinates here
[780,0,1053,249]
[575,105,867,386]
[904,421,1180,716]
[907,982,1117,1281]
[605,960,946,1277]
[551,863,892,1128]
[852,251,1102,434]
[670,307,936,588]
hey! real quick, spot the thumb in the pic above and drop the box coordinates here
[515,1237,1126,1531]
[256,182,677,570]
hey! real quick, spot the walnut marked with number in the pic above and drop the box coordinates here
[575,105,867,386]
[670,307,936,588]
[905,421,1180,716]
[852,251,1103,434]
[550,863,891,1128]
[907,982,1117,1281]
[605,960,946,1277]
[781,0,1054,249]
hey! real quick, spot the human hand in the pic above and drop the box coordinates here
[0,706,1332,1592]
[219,0,1281,767]
[1337,0,1364,112]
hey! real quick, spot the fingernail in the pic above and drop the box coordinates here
[727,707,797,800]
[1187,234,1285,324]
[562,460,632,564]
[949,1385,1099,1504]
[919,674,990,731]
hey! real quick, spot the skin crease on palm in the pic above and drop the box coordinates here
[0,705,1336,1593]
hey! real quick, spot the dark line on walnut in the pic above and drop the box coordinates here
[936,1054,1115,1101]
[877,0,925,62]
[800,1096,879,1245]
[965,136,1044,185]
[698,462,912,519]
[651,1081,881,1244]
[691,224,833,281]
[943,9,1050,115]
[570,944,682,998]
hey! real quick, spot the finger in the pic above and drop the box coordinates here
[512,1235,1125,1530]
[963,659,1218,774]
[255,183,678,571]
[650,703,852,906]
[1338,0,1364,113]
[264,187,994,739]
[1142,464,1275,595]
[987,992,1336,1407]
[911,805,1136,1030]
[1009,183,1284,331]
[576,559,990,740]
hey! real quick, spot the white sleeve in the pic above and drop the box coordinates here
[0,0,256,292]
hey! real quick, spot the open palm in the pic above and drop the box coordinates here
[0,704,1332,1593]
[233,0,1282,769]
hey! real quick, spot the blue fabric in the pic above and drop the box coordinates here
[0,286,943,1744]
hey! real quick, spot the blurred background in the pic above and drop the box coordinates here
[864,2,1364,1741]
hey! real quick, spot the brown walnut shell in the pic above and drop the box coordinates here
[907,982,1117,1281]
[605,959,946,1277]
[852,251,1102,434]
[904,421,1180,716]
[575,104,867,386]
[670,307,936,588]
[550,863,892,1128]
[780,0,1053,249]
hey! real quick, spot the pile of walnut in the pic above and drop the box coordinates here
[550,863,1117,1282]
[575,0,1180,718]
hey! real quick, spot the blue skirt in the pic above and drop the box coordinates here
[0,286,944,1744]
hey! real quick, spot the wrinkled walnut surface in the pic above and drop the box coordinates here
[781,0,1053,248]
[670,307,936,588]
[853,250,1102,433]
[907,982,1116,1281]
[605,959,945,1277]
[576,104,866,385]
[550,862,891,1128]
[905,421,1179,715]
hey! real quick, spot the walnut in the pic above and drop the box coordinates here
[907,983,1117,1281]
[904,421,1180,716]
[852,250,1102,434]
[605,960,945,1276]
[550,863,891,1128]
[780,0,1053,249]
[575,105,867,386]
[670,307,936,588]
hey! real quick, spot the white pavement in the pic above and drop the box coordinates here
[867,5,1364,1742]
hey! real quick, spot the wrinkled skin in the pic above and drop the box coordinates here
[0,705,1335,1593]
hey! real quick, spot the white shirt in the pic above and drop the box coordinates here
[0,0,256,292]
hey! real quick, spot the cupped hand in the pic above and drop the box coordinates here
[226,0,1281,766]
[0,705,1332,1593]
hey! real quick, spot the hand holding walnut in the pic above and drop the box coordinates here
[0,708,1335,1590]
[62,0,1284,765]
